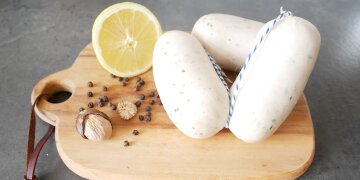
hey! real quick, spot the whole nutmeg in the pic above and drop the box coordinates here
[117,100,137,120]
[75,109,112,141]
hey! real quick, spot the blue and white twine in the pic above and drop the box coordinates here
[208,54,232,122]
[208,7,293,128]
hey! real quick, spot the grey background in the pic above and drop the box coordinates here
[0,0,359,179]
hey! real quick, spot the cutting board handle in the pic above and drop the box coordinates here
[31,69,76,126]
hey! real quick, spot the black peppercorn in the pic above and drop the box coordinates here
[110,74,116,78]
[87,91,93,97]
[102,86,108,91]
[87,102,94,108]
[97,98,103,103]
[135,101,141,107]
[149,91,155,97]
[79,107,84,112]
[145,106,151,111]
[136,82,142,89]
[139,115,144,121]
[135,86,141,91]
[122,81,127,86]
[123,140,130,147]
[111,104,117,110]
[132,130,139,136]
[98,101,104,107]
[139,79,145,85]
[156,94,160,98]
[124,77,129,82]
[139,94,145,100]
[145,115,151,122]
[101,96,109,102]
[87,81,93,87]
[149,99,155,105]
[119,77,124,81]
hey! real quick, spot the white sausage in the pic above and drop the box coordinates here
[153,31,229,139]
[192,14,263,71]
[229,17,321,143]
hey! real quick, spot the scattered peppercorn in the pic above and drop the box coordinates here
[139,115,144,121]
[137,81,143,86]
[132,130,139,136]
[102,86,107,91]
[87,102,94,108]
[149,91,155,97]
[79,107,84,112]
[123,140,130,147]
[119,77,124,81]
[146,111,151,116]
[87,91,93,97]
[97,98,103,103]
[135,100,141,107]
[149,99,155,105]
[139,79,145,85]
[101,96,109,102]
[139,94,145,100]
[87,81,93,87]
[110,74,116,78]
[111,104,117,110]
[145,106,151,111]
[145,115,151,122]
[135,86,140,91]
[122,81,127,86]
[98,101,104,107]
[124,77,129,82]
[156,94,160,98]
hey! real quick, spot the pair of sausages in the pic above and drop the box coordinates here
[153,14,321,143]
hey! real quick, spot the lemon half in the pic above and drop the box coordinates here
[92,2,162,77]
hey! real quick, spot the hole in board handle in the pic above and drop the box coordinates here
[40,80,75,104]
[47,91,72,103]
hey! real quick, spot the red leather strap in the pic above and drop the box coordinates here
[24,95,55,180]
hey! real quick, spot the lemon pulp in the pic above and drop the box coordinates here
[92,2,162,77]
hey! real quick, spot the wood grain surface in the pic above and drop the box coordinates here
[31,43,315,179]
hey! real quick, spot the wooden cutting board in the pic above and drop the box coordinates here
[31,43,314,179]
